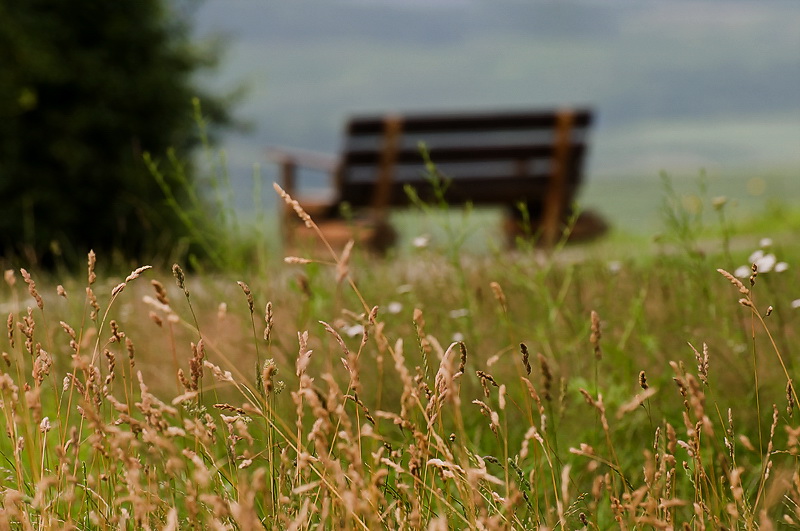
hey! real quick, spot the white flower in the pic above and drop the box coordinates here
[343,324,364,338]
[734,265,751,279]
[739,246,787,276]
[412,235,430,249]
[452,332,465,342]
[448,308,469,319]
[756,253,777,273]
[387,301,403,314]
[748,249,765,264]
[745,250,777,273]
[607,261,622,274]
[792,299,800,309]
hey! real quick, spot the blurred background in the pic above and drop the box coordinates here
[2,0,798,265]
[195,0,800,232]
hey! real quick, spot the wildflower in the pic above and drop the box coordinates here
[452,332,464,342]
[733,265,751,279]
[734,245,788,277]
[343,324,364,338]
[748,250,776,272]
[791,299,800,309]
[607,261,622,274]
[412,235,430,249]
[387,301,403,314]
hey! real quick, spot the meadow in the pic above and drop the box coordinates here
[1,176,800,529]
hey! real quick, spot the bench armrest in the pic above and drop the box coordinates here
[266,146,341,235]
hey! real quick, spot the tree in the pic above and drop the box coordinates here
[0,0,232,266]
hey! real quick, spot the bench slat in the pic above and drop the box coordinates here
[347,109,592,135]
[342,144,587,165]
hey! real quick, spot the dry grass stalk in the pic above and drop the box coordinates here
[489,281,508,314]
[3,237,800,528]
[412,308,432,383]
[538,353,553,401]
[273,182,313,229]
[172,263,189,298]
[87,249,96,285]
[717,268,749,295]
[86,286,100,321]
[6,313,14,349]
[590,310,602,360]
[689,342,710,386]
[237,281,255,314]
[336,239,354,284]
[616,387,657,419]
[19,268,43,311]
[151,279,170,305]
[264,302,273,342]
[476,369,499,398]
[520,343,531,375]
[455,341,467,378]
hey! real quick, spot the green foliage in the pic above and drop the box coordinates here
[0,0,232,266]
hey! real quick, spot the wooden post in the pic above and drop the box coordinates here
[540,110,574,248]
[371,114,403,221]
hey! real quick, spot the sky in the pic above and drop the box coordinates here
[189,1,800,218]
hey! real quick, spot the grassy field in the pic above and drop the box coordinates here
[2,178,800,529]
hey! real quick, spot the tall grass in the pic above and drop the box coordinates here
[1,182,800,528]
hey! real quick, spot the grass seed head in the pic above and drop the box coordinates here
[538,353,553,401]
[717,268,749,295]
[86,287,100,321]
[264,302,273,341]
[489,281,507,313]
[20,268,44,311]
[87,250,97,285]
[455,341,467,377]
[520,343,531,375]
[172,264,188,297]
[151,279,170,306]
[273,182,313,228]
[476,370,498,398]
[237,281,254,314]
[6,313,14,349]
[590,310,602,360]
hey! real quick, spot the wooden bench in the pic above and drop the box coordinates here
[268,107,603,251]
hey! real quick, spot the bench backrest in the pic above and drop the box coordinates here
[335,108,593,212]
